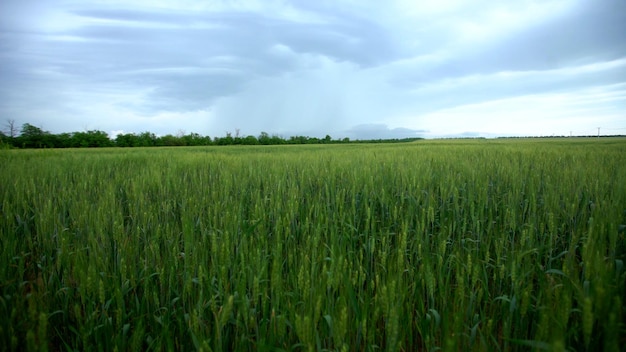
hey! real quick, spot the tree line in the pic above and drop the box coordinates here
[1,122,422,149]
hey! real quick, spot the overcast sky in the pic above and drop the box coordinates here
[1,0,625,139]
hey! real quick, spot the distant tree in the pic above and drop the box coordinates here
[242,135,258,145]
[3,122,403,149]
[57,133,73,148]
[289,135,312,144]
[20,123,44,137]
[258,132,271,145]
[44,134,62,148]
[200,135,213,146]
[115,133,139,147]
[182,132,207,146]
[92,130,112,147]
[69,130,112,147]
[216,132,234,145]
[270,134,284,145]
[137,132,157,147]
[158,134,184,146]
[0,131,8,148]
[18,123,48,148]
[5,119,18,138]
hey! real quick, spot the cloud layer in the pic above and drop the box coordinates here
[1,0,624,138]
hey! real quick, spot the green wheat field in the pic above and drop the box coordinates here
[1,138,625,351]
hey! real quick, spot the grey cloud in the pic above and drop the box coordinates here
[0,1,623,138]
[71,8,189,25]
[397,0,626,86]
[0,1,398,126]
[479,2,626,71]
[277,19,396,67]
[389,55,626,120]
[135,71,246,112]
[39,6,394,115]
[69,6,393,66]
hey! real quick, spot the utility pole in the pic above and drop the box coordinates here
[597,127,600,138]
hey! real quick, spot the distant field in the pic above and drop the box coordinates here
[1,138,625,351]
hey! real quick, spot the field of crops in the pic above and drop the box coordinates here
[1,138,625,351]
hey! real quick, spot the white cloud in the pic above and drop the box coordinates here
[406,83,626,137]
